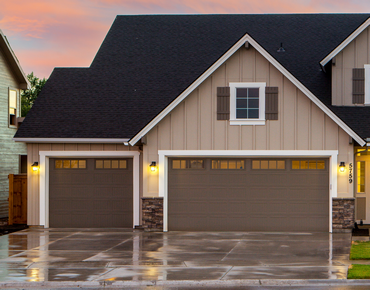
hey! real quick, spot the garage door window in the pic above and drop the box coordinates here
[292,160,325,170]
[172,159,204,169]
[55,160,86,169]
[211,159,245,169]
[252,160,285,170]
[95,159,127,169]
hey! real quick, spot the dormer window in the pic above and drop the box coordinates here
[9,89,17,126]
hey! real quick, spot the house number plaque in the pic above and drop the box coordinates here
[349,163,353,184]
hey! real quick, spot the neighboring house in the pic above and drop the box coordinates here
[13,14,370,232]
[0,29,29,218]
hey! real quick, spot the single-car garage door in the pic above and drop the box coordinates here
[49,158,133,228]
[168,158,329,231]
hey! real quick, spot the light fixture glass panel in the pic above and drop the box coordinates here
[220,160,228,169]
[317,161,325,169]
[309,161,317,169]
[71,160,78,168]
[96,160,103,169]
[104,160,111,168]
[120,160,127,168]
[252,160,260,169]
[300,161,308,169]
[112,160,119,168]
[269,160,277,169]
[261,160,268,169]
[63,160,70,168]
[79,160,86,168]
[55,160,63,169]
[277,161,285,169]
[292,161,300,169]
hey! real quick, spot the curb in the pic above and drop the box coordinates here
[2,279,370,288]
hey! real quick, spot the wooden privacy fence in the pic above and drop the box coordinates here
[8,174,27,225]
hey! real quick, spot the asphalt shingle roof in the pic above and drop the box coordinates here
[15,14,370,140]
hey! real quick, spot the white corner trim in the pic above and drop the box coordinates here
[320,18,370,67]
[38,151,140,228]
[365,65,370,105]
[13,138,130,143]
[158,150,338,233]
[129,33,365,147]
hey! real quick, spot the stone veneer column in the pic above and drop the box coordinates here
[332,198,355,232]
[141,197,163,230]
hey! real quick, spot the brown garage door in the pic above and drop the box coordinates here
[168,158,329,231]
[49,158,133,228]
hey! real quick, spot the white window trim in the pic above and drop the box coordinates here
[229,82,266,125]
[158,150,338,233]
[364,64,370,105]
[38,151,140,228]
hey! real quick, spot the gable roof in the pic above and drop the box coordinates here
[0,29,30,89]
[14,14,370,143]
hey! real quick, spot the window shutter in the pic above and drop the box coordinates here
[353,68,365,104]
[265,87,278,120]
[217,87,230,120]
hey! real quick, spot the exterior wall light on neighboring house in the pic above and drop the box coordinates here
[339,162,346,172]
[32,162,39,171]
[150,161,157,172]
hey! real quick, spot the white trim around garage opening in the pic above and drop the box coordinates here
[158,150,338,233]
[39,151,140,228]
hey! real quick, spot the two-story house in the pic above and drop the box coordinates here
[13,14,370,232]
[0,29,29,218]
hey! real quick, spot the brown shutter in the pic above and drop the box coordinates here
[217,87,230,120]
[353,68,365,104]
[265,87,278,120]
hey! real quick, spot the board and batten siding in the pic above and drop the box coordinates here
[332,26,370,106]
[26,143,141,225]
[143,46,354,198]
[0,46,27,218]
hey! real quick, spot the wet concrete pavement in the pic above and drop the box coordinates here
[0,229,353,283]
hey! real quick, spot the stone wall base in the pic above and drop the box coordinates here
[332,198,355,231]
[142,197,163,230]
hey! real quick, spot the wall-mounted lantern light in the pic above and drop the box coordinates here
[150,161,157,172]
[32,162,39,171]
[339,162,346,172]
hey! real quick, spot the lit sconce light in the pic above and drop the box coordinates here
[339,162,346,172]
[32,162,39,171]
[150,161,157,172]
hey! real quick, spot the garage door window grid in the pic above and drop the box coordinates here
[211,159,245,169]
[95,159,127,169]
[172,159,204,169]
[55,160,86,169]
[292,160,325,170]
[252,160,285,170]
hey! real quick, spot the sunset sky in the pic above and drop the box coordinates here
[1,0,370,79]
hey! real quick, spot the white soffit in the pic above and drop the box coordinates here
[129,33,365,146]
[320,18,370,67]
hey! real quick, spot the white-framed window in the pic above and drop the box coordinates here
[229,82,266,125]
[9,89,17,127]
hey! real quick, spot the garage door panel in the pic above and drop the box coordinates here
[49,158,133,228]
[168,157,329,231]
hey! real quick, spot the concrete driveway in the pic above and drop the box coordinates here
[0,229,352,283]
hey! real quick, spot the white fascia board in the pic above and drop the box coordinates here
[320,18,370,67]
[13,138,130,143]
[0,29,30,89]
[129,33,365,147]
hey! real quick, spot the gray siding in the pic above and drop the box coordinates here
[0,46,27,218]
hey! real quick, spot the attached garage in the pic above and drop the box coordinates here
[49,158,133,228]
[168,158,329,232]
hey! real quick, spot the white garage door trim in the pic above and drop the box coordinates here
[158,150,338,232]
[39,151,140,228]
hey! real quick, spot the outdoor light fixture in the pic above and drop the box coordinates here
[150,161,157,172]
[339,162,346,172]
[32,162,39,171]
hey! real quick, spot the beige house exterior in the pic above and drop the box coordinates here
[0,29,29,218]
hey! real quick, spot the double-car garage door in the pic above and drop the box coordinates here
[49,158,133,228]
[168,158,329,232]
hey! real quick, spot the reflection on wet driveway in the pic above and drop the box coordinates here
[0,229,352,282]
